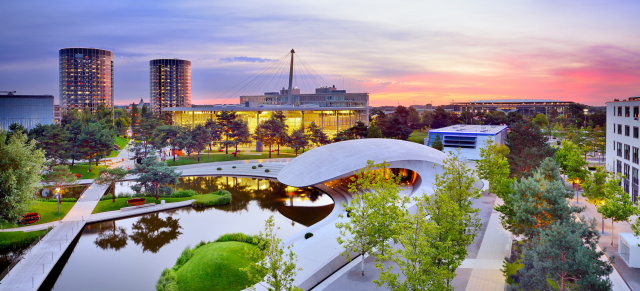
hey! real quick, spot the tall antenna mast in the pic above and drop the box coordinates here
[288,49,295,106]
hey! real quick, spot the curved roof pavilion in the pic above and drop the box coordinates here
[277,138,449,193]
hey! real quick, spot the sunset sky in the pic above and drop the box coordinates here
[1,0,638,106]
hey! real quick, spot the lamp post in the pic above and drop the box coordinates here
[583,108,588,129]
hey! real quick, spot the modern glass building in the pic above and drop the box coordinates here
[59,48,114,113]
[425,124,508,160]
[150,59,191,114]
[0,94,54,130]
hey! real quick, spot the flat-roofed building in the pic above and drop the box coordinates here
[240,85,368,109]
[606,97,640,203]
[452,99,573,117]
[425,124,508,160]
[59,48,114,113]
[0,94,54,130]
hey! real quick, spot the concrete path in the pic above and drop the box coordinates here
[87,200,194,223]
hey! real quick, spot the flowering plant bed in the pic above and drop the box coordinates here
[75,173,82,178]
[127,198,146,206]
[18,213,40,225]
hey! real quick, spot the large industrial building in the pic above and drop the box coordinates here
[59,48,114,113]
[451,99,574,117]
[425,124,508,160]
[150,59,191,113]
[606,97,639,203]
[0,93,54,130]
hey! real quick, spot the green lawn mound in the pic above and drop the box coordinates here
[192,190,231,208]
[160,241,261,291]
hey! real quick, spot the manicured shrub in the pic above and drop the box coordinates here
[232,166,236,169]
[217,167,222,171]
[174,246,194,270]
[191,190,232,208]
[258,164,263,168]
[265,169,270,173]
[214,232,263,247]
[252,166,257,169]
[157,268,178,291]
[305,232,313,239]
[171,189,197,198]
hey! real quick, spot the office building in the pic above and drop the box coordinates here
[59,48,114,113]
[150,59,191,113]
[451,99,573,117]
[425,124,508,160]
[606,97,640,203]
[240,85,368,108]
[0,93,54,130]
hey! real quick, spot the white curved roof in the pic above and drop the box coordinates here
[277,138,449,187]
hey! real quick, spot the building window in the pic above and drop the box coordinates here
[625,144,630,160]
[617,142,622,157]
[618,124,622,134]
[613,123,616,133]
[625,106,630,117]
[634,127,639,138]
[625,125,630,136]
[618,106,623,116]
[634,147,639,164]
[617,160,622,174]
[633,167,639,185]
[634,106,639,119]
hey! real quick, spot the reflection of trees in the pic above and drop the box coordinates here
[94,221,128,251]
[129,213,182,253]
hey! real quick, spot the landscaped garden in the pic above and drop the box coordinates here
[166,152,296,166]
[69,162,110,180]
[92,189,233,214]
[0,200,76,229]
[108,136,130,157]
[0,229,47,252]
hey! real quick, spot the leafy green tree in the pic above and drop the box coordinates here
[243,215,302,291]
[217,111,238,154]
[336,160,404,276]
[65,118,84,166]
[190,124,210,162]
[45,165,77,215]
[78,122,114,172]
[518,218,612,290]
[497,158,581,239]
[228,119,251,153]
[204,118,223,156]
[366,123,383,138]
[0,131,46,223]
[506,122,555,177]
[130,155,182,200]
[475,139,513,199]
[599,174,639,245]
[431,133,443,151]
[287,128,308,155]
[133,116,162,158]
[255,117,282,158]
[7,123,27,142]
[177,128,196,156]
[582,164,610,232]
[532,113,549,128]
[154,125,181,161]
[431,107,451,129]
[555,140,588,203]
[95,167,129,202]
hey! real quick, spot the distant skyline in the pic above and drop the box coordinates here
[1,0,639,107]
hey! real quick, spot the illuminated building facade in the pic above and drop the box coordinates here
[0,94,54,130]
[59,48,114,113]
[451,99,573,117]
[240,85,368,108]
[150,59,191,113]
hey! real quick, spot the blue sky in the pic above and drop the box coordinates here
[1,0,639,106]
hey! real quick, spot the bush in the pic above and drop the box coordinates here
[252,166,257,169]
[217,167,222,171]
[171,189,197,198]
[214,232,264,247]
[258,164,263,168]
[232,166,236,169]
[305,232,313,239]
[174,246,194,270]
[265,169,270,173]
[157,268,178,291]
[191,190,232,208]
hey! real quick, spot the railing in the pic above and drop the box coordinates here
[0,226,53,281]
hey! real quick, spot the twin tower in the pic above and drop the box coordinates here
[59,48,191,114]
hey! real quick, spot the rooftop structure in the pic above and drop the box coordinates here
[426,124,508,160]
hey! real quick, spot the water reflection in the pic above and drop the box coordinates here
[37,185,88,200]
[129,213,182,253]
[94,221,128,251]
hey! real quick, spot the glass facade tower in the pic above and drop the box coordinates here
[59,48,114,113]
[150,59,191,113]
[0,95,54,130]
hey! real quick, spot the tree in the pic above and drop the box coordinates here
[243,216,302,291]
[7,123,27,142]
[154,125,182,162]
[217,111,237,154]
[532,113,549,128]
[65,118,84,166]
[132,116,162,158]
[95,167,129,202]
[190,124,210,162]
[366,123,383,138]
[255,117,282,158]
[582,164,610,232]
[228,119,251,154]
[336,160,404,276]
[32,124,69,165]
[130,155,182,200]
[204,118,223,156]
[44,165,77,215]
[0,131,46,223]
[288,128,308,155]
[506,122,555,177]
[475,139,513,199]
[555,140,588,203]
[518,218,612,290]
[497,158,582,239]
[431,133,443,151]
[308,122,330,146]
[599,174,639,245]
[431,107,451,129]
[78,122,114,171]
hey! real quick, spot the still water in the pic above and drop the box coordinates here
[47,176,333,291]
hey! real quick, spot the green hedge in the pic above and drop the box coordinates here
[215,232,264,248]
[36,198,78,202]
[171,189,197,198]
[191,190,232,208]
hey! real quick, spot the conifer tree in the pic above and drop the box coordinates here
[431,133,443,151]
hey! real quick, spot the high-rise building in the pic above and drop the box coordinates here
[0,93,54,130]
[606,97,640,204]
[59,48,114,113]
[150,59,191,113]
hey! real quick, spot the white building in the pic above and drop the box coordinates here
[606,97,640,204]
[425,124,508,160]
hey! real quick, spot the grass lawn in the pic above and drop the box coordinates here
[166,152,297,166]
[0,229,47,252]
[92,197,193,214]
[175,241,261,291]
[69,162,110,180]
[408,130,429,144]
[0,201,76,229]
[108,136,130,157]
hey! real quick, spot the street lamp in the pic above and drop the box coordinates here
[583,108,588,129]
